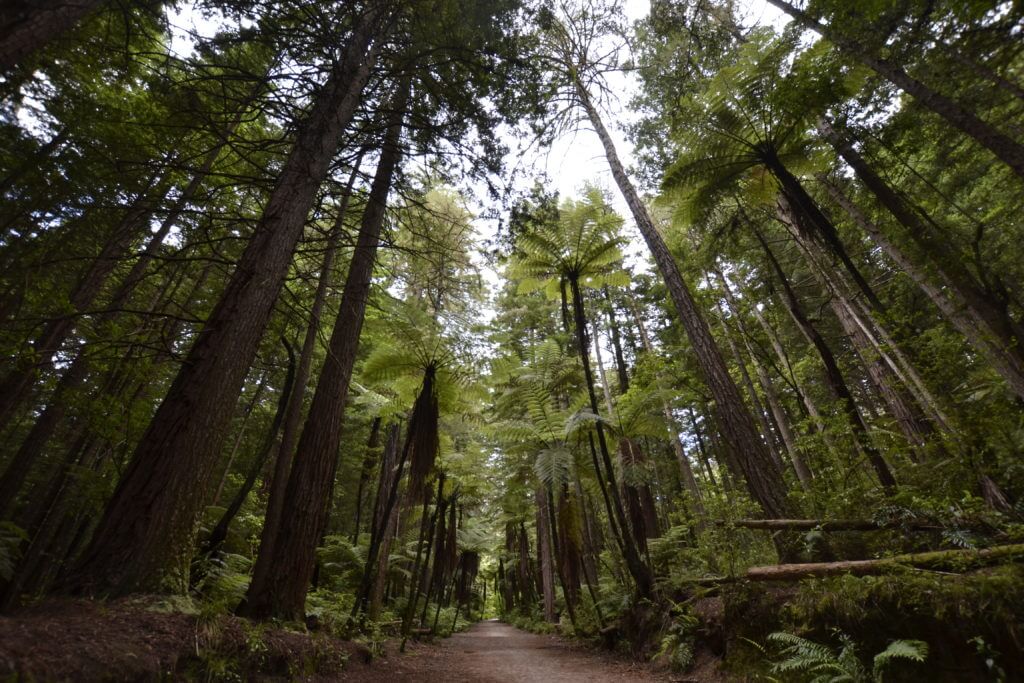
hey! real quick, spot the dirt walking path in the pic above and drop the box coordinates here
[343,619,674,682]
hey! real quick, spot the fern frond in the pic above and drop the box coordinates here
[873,640,928,680]
[534,447,572,487]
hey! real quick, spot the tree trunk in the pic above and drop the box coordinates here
[755,220,896,490]
[212,373,269,508]
[748,297,833,444]
[353,420,402,621]
[782,220,939,459]
[199,339,296,559]
[817,176,957,428]
[568,276,654,596]
[576,83,795,528]
[0,122,248,514]
[401,479,440,646]
[602,286,630,394]
[57,12,384,597]
[0,0,107,72]
[714,270,813,490]
[766,0,1024,179]
[713,299,786,473]
[239,78,408,621]
[629,300,706,509]
[422,491,452,622]
[687,407,718,488]
[939,45,1024,102]
[724,518,953,531]
[353,416,383,543]
[546,486,577,628]
[764,153,884,311]
[572,472,604,625]
[368,489,402,621]
[254,156,364,580]
[700,544,1024,583]
[818,119,1024,400]
[555,487,582,609]
[0,172,166,434]
[354,377,435,621]
[536,485,556,623]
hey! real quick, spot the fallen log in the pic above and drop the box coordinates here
[691,543,1024,585]
[719,519,946,532]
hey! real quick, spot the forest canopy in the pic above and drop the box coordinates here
[0,0,1022,679]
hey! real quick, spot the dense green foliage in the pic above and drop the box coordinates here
[0,0,1022,679]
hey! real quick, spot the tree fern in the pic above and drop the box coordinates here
[534,446,573,487]
[662,30,827,225]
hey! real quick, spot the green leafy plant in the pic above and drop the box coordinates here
[763,630,928,682]
[969,636,1006,682]
[655,607,700,672]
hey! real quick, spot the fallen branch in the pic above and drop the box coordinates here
[719,519,946,532]
[691,543,1024,585]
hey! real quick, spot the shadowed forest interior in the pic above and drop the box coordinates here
[0,0,1023,680]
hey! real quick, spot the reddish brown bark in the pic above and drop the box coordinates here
[199,339,296,559]
[252,157,363,587]
[56,12,384,597]
[239,79,409,620]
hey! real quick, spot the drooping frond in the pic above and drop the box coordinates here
[407,367,440,499]
[872,640,928,678]
[533,446,572,488]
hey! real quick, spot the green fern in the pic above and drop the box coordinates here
[534,446,572,487]
[765,631,928,683]
[662,30,830,227]
[872,640,928,680]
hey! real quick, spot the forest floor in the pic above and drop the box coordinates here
[343,619,713,682]
[0,600,719,681]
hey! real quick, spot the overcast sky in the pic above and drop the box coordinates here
[539,0,786,206]
[164,0,789,302]
[167,0,786,210]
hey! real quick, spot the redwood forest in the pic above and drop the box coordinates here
[0,0,1022,680]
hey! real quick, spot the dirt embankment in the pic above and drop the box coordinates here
[0,597,372,680]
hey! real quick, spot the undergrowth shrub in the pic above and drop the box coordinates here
[755,630,928,682]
